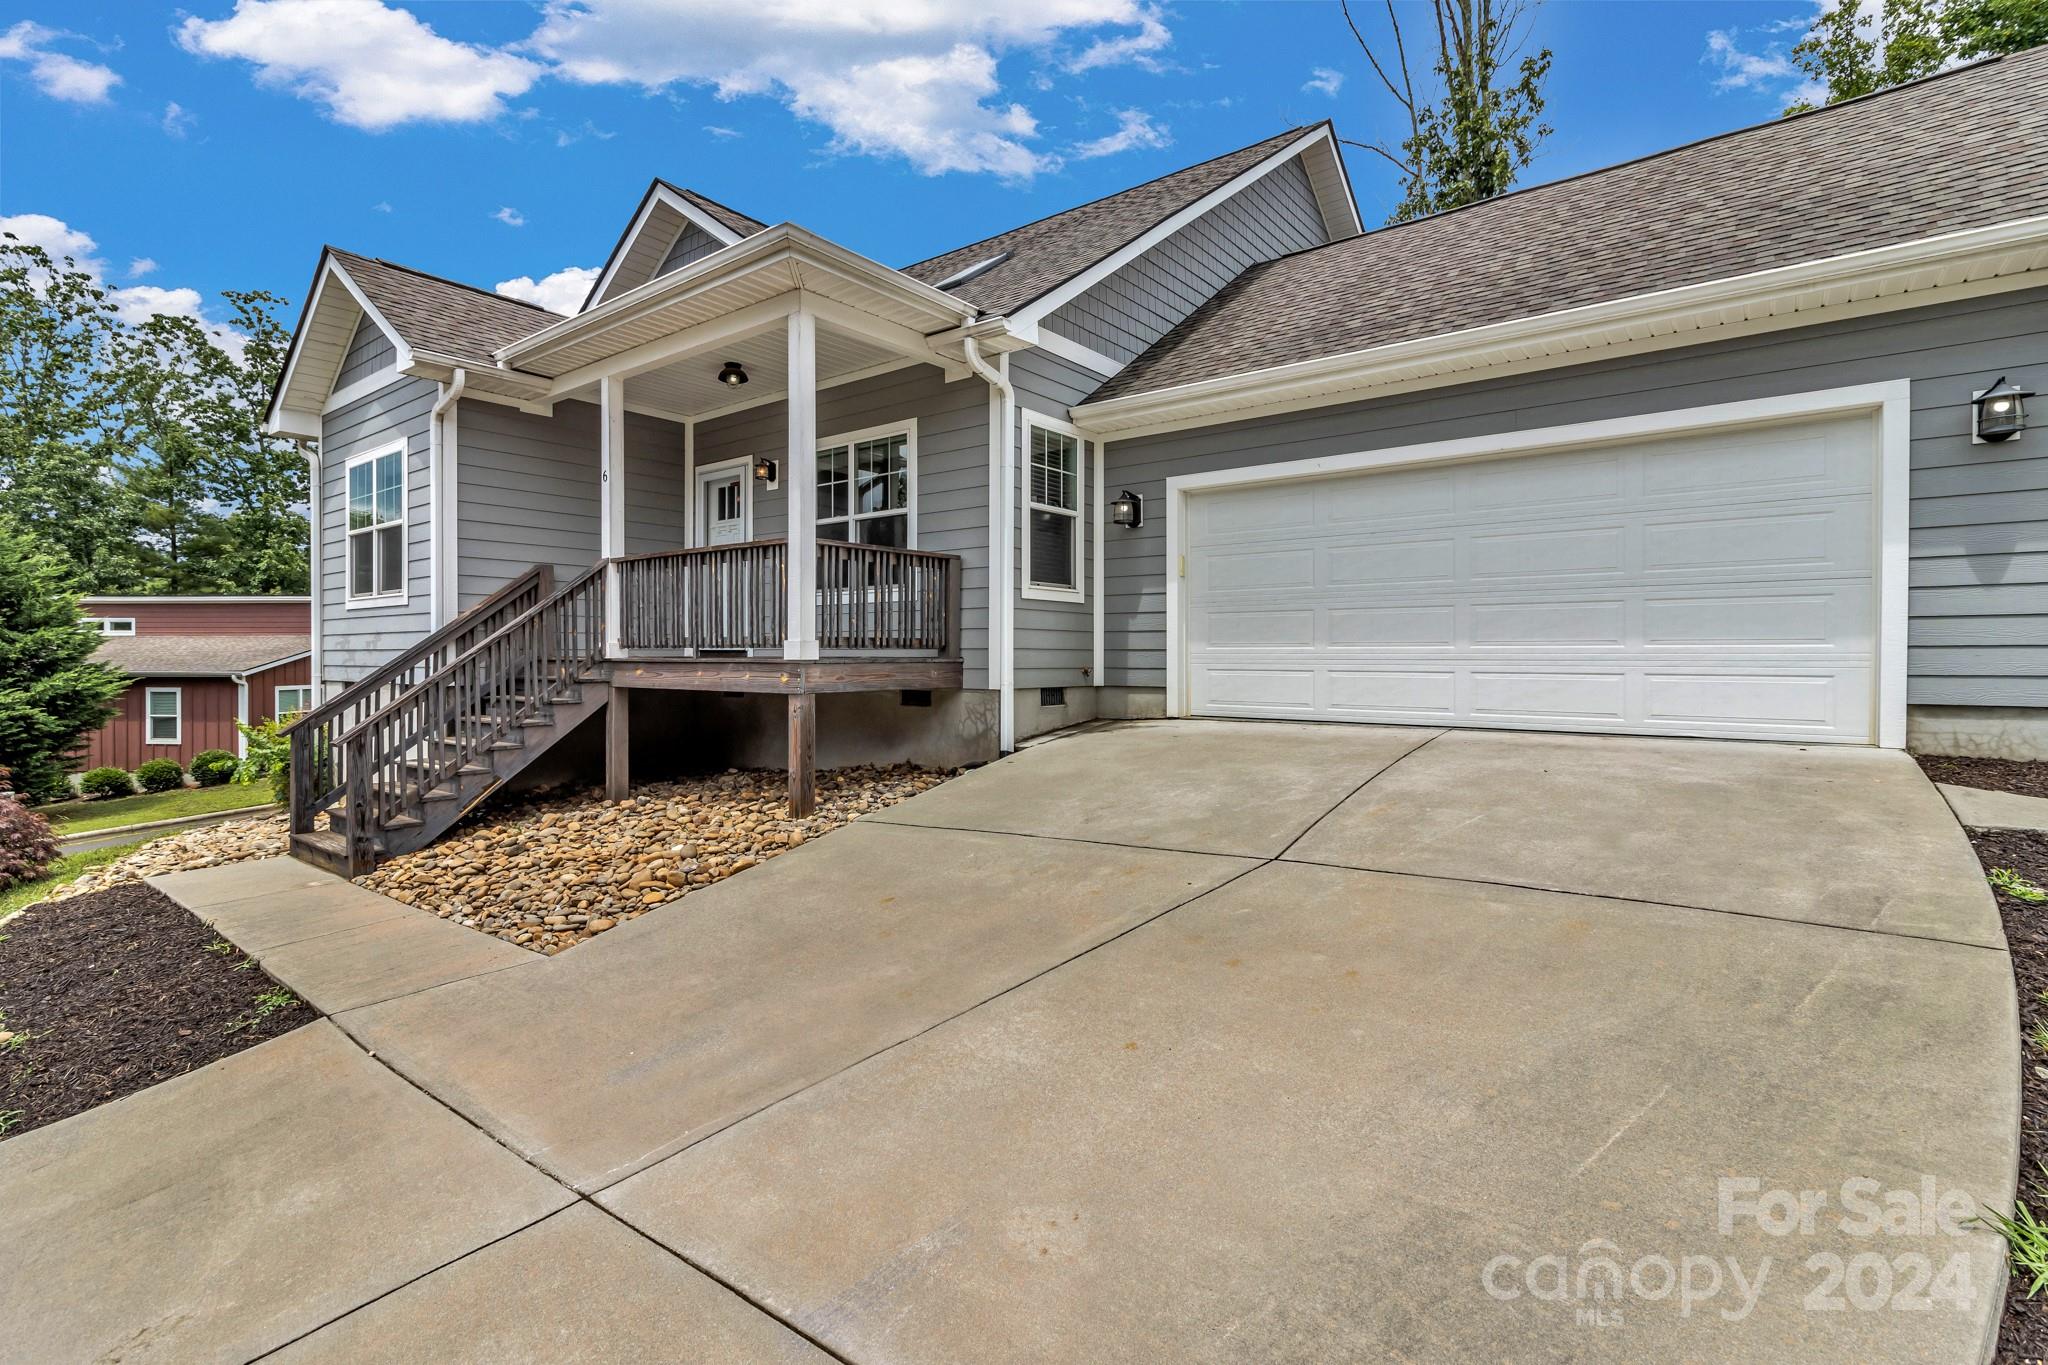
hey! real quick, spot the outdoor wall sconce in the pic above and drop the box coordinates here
[1110,489,1145,528]
[752,456,778,483]
[717,359,748,388]
[1973,376,2033,443]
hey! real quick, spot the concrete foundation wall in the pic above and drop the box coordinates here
[1014,683,1101,742]
[628,688,1001,773]
[1907,704,2048,760]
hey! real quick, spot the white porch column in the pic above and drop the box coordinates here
[783,305,819,660]
[600,374,626,655]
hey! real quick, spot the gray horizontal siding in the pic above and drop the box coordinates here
[454,398,685,607]
[1011,347,1106,696]
[694,362,992,687]
[657,222,725,277]
[1044,155,1327,365]
[335,314,396,390]
[1100,283,2048,710]
[318,376,435,687]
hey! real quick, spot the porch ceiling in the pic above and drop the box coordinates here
[561,316,908,421]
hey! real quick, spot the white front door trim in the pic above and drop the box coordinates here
[695,457,753,545]
[1163,380,1912,747]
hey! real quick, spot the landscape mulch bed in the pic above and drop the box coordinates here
[0,882,313,1142]
[1971,826,2048,1365]
[1920,755,2048,801]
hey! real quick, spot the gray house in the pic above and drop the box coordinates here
[266,51,2048,874]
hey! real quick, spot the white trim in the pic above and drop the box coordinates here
[268,255,413,434]
[435,390,461,625]
[693,456,754,544]
[997,352,1016,748]
[82,596,312,605]
[305,444,322,686]
[341,439,410,608]
[1009,125,1346,333]
[1161,380,1913,748]
[235,678,249,759]
[274,684,314,720]
[1091,435,1106,683]
[90,617,137,636]
[815,417,920,549]
[599,375,628,560]
[1020,409,1085,603]
[322,368,402,416]
[1076,215,2048,440]
[783,306,820,660]
[145,687,182,746]
[1026,328,1126,378]
[588,183,746,310]
[682,418,698,546]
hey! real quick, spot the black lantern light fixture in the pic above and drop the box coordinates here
[752,456,779,483]
[1973,376,2033,444]
[717,359,749,388]
[1109,489,1145,529]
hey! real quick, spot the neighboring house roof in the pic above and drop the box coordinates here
[898,125,1326,317]
[94,635,312,678]
[328,248,565,371]
[655,182,771,239]
[1090,49,2048,404]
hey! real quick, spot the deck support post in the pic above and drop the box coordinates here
[787,691,815,817]
[783,306,820,661]
[605,685,630,802]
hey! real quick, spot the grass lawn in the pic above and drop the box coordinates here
[0,840,146,922]
[38,784,271,835]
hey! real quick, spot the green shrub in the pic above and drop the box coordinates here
[135,758,184,793]
[0,799,58,890]
[191,749,237,787]
[80,766,134,800]
[236,719,293,806]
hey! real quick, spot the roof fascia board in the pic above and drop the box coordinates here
[1073,213,2048,438]
[1304,125,1364,238]
[586,182,748,311]
[1007,125,1342,334]
[265,254,410,434]
[83,596,311,604]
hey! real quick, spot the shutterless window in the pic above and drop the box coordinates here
[275,685,313,720]
[347,447,405,599]
[146,687,181,745]
[94,617,136,636]
[1027,424,1082,594]
[818,433,910,547]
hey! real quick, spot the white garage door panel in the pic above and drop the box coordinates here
[1185,414,1878,742]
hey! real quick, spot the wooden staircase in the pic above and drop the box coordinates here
[287,563,611,877]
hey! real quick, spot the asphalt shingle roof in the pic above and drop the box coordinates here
[95,635,310,677]
[1089,48,2048,404]
[329,248,565,369]
[899,126,1322,316]
[656,183,772,239]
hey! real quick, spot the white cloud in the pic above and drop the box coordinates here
[1070,107,1169,160]
[0,20,122,103]
[493,206,527,227]
[525,0,1171,177]
[162,101,196,137]
[495,265,598,314]
[1303,66,1344,98]
[0,213,247,359]
[703,124,741,138]
[177,0,542,131]
[372,200,394,213]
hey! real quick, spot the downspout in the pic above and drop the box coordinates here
[302,440,323,701]
[429,367,467,629]
[962,336,1015,752]
[232,673,250,759]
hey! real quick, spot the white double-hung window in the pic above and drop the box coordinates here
[346,443,406,602]
[1024,414,1084,601]
[817,423,914,548]
[146,687,181,745]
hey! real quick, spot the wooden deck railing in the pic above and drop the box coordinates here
[816,541,959,653]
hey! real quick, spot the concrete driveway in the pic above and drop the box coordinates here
[0,722,2017,1363]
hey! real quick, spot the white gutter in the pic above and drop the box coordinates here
[232,673,250,759]
[962,336,1015,752]
[429,368,467,629]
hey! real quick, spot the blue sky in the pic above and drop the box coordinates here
[1,1,1830,334]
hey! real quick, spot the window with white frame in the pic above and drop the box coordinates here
[275,685,313,720]
[92,617,136,636]
[146,687,181,745]
[1025,418,1083,598]
[346,445,406,600]
[818,428,912,547]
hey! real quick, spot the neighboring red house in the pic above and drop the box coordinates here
[78,597,312,771]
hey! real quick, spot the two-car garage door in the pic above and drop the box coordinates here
[1183,413,1878,743]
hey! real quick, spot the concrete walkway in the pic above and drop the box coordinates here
[0,722,2017,1363]
[1941,780,2048,832]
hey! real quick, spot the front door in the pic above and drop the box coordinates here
[699,466,746,546]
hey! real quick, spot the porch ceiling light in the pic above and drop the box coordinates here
[753,456,778,482]
[717,359,748,388]
[1973,375,2033,443]
[1110,489,1144,528]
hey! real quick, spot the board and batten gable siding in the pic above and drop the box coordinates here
[1043,155,1328,366]
[1098,283,2048,708]
[454,398,685,608]
[657,223,727,278]
[693,362,992,688]
[1011,347,1106,691]
[335,314,397,390]
[318,376,435,686]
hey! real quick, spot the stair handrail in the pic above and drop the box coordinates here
[287,562,554,837]
[335,562,607,870]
